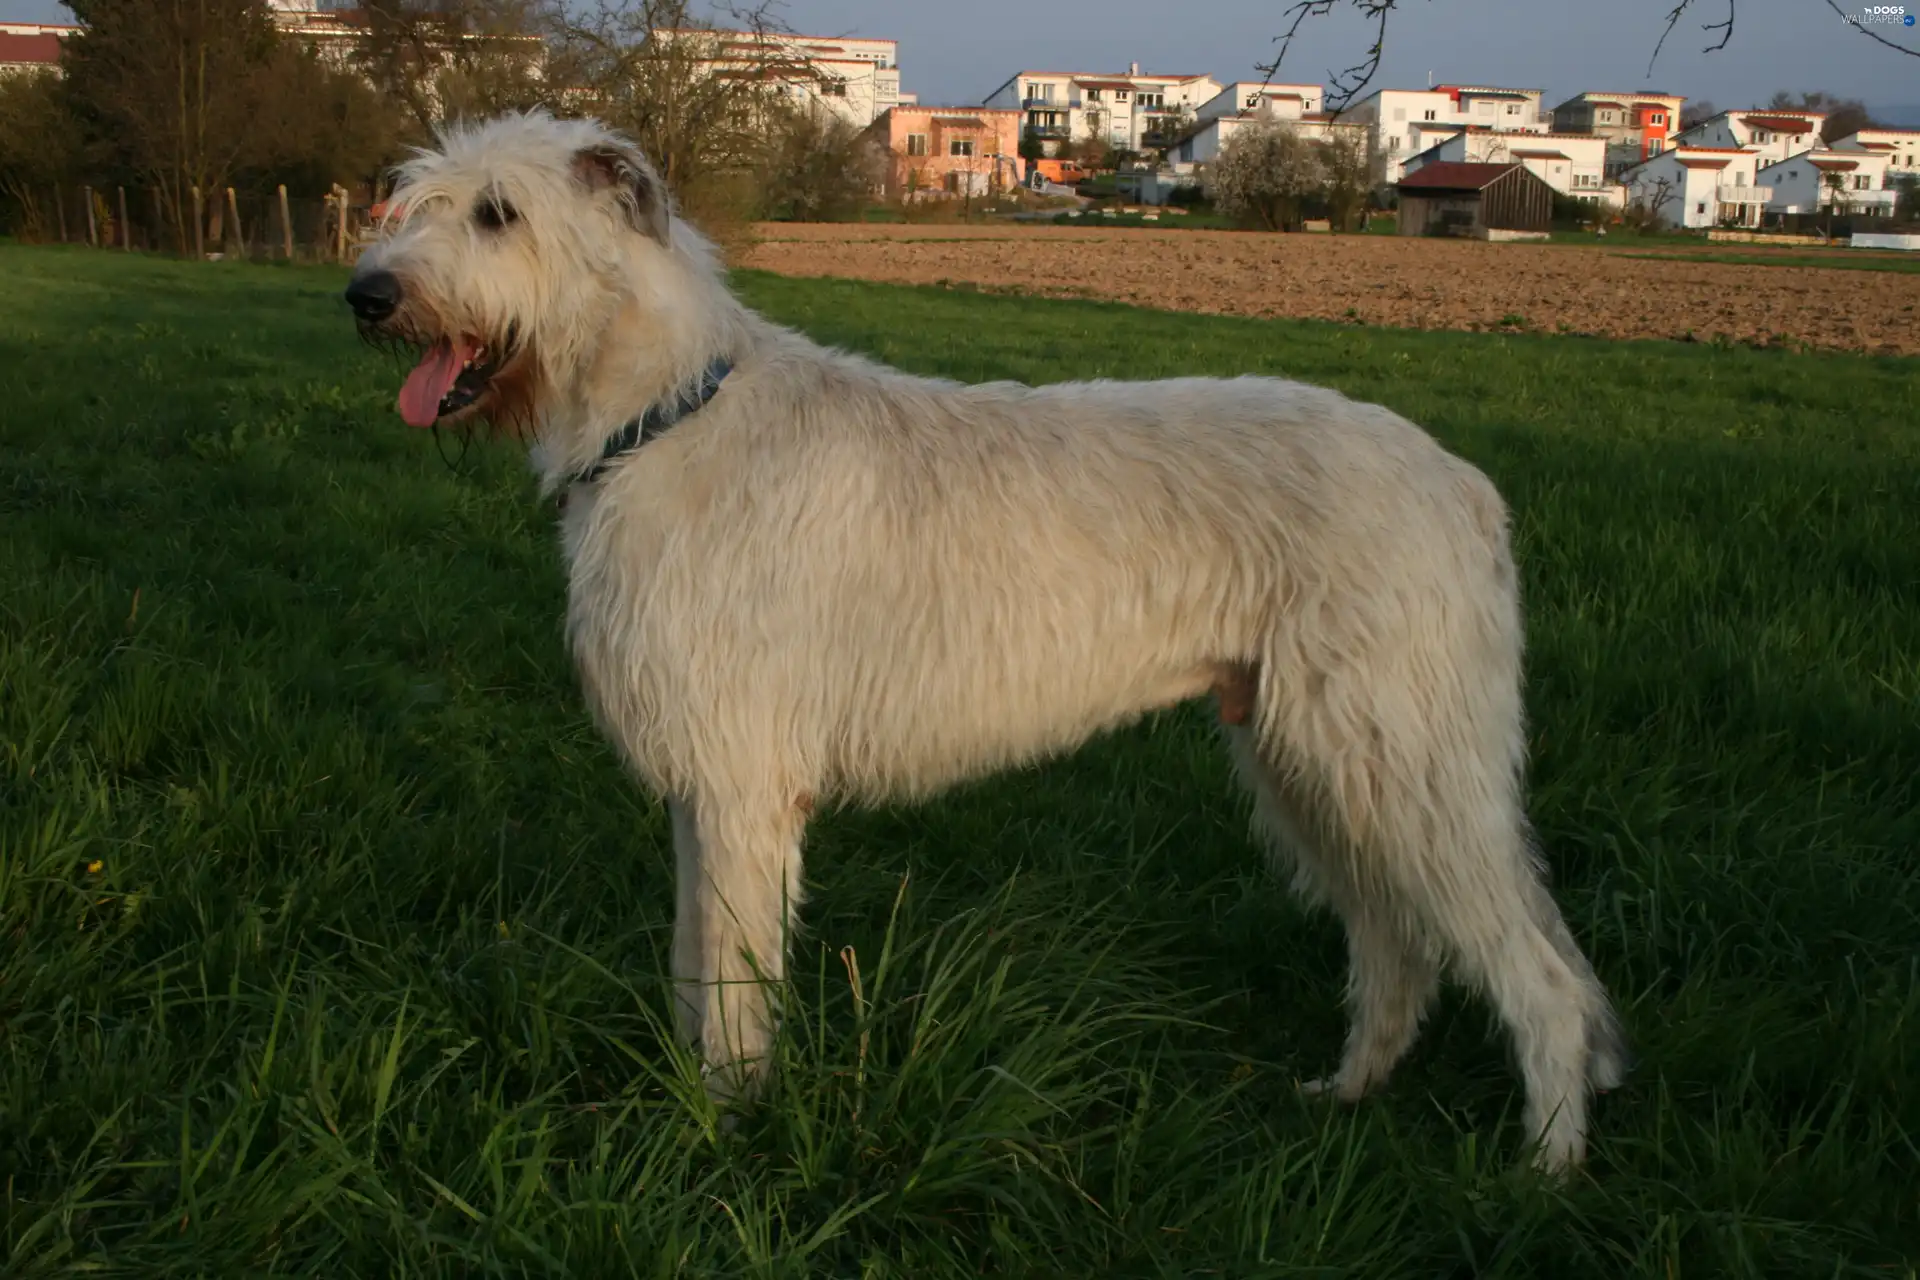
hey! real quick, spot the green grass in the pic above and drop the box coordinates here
[3,244,1918,1276]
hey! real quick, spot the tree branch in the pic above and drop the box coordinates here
[1261,0,1917,117]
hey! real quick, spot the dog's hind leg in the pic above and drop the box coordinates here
[1224,720,1440,1101]
[679,788,810,1106]
[1268,665,1610,1172]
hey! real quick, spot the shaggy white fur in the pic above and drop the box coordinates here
[346,110,1626,1171]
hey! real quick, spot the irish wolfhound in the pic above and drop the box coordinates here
[343,110,1626,1170]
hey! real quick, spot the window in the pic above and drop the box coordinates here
[1854,174,1870,190]
[1651,112,1664,124]
[1116,90,1128,101]
[906,133,928,156]
[1505,104,1519,115]
[824,81,846,96]
[1085,88,1101,101]
[1696,201,1706,213]
[1423,108,1436,121]
[950,138,974,157]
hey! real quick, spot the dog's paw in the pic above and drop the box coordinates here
[1298,1074,1367,1103]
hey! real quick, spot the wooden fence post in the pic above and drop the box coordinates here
[334,186,348,262]
[118,187,130,250]
[225,187,242,257]
[192,186,205,259]
[278,184,293,259]
[83,185,98,246]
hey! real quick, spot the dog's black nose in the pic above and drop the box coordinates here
[344,269,403,323]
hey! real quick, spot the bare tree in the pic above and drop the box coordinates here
[1765,90,1875,143]
[543,1,796,230]
[756,102,883,221]
[1260,1,1917,114]
[1623,171,1680,231]
[354,0,552,138]
[1679,98,1719,130]
[1207,118,1325,230]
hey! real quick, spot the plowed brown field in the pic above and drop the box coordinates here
[742,223,1920,356]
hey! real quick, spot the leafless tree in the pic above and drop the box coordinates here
[756,102,884,221]
[1260,1,1917,114]
[1679,98,1719,129]
[354,0,553,138]
[1623,171,1680,231]
[1765,90,1875,142]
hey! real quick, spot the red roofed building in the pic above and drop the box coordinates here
[0,27,68,77]
[1401,127,1617,205]
[1667,108,1826,166]
[650,27,906,127]
[1393,161,1556,239]
[1342,84,1549,184]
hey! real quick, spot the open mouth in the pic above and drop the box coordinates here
[396,326,519,428]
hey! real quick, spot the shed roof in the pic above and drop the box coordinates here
[1394,161,1524,191]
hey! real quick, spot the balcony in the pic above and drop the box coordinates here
[1022,95,1059,109]
[1023,123,1070,139]
[1715,184,1772,204]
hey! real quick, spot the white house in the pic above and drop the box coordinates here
[1170,105,1365,167]
[651,27,905,128]
[983,65,1221,154]
[1830,128,1920,182]
[1621,145,1770,229]
[1402,128,1614,199]
[1759,148,1898,215]
[1194,81,1323,124]
[1342,84,1549,182]
[1667,109,1826,167]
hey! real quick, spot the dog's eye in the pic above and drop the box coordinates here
[475,197,519,231]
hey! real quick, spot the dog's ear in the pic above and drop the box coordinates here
[572,142,671,245]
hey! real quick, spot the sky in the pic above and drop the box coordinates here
[10,0,1918,119]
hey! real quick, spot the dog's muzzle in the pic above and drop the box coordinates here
[344,269,403,324]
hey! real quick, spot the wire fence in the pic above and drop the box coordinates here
[18,182,380,263]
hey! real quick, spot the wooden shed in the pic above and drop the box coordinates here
[1394,161,1555,239]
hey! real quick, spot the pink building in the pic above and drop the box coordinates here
[864,106,1023,199]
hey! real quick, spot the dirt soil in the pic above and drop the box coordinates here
[742,223,1920,357]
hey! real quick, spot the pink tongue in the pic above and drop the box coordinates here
[397,337,476,427]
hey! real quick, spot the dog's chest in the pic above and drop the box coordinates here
[555,490,697,789]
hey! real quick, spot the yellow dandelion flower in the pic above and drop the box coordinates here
[86,860,104,874]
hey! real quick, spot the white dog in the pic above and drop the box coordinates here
[343,110,1626,1170]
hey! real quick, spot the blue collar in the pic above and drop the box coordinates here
[570,356,733,489]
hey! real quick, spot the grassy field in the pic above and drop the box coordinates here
[2,243,1917,1277]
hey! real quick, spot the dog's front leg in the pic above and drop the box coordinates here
[682,789,808,1107]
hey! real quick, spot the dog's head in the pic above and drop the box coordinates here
[344,110,678,437]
